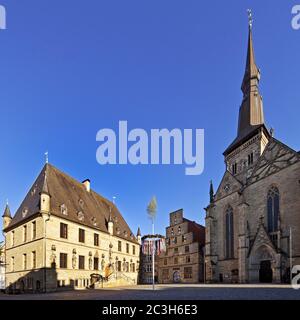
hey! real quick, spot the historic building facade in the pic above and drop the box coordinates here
[158,209,205,284]
[139,232,165,284]
[2,163,140,292]
[205,22,300,283]
[0,241,5,290]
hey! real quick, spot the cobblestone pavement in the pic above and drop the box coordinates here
[0,284,300,300]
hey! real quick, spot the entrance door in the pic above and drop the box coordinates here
[259,260,273,283]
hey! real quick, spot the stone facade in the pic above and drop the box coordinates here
[205,24,300,284]
[2,164,140,293]
[139,234,164,284]
[0,242,5,290]
[158,209,205,284]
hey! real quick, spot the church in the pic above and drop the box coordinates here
[205,17,300,283]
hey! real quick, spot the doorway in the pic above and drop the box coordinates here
[259,260,273,283]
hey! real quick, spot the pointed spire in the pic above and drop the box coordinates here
[224,10,268,156]
[2,203,12,218]
[209,180,214,204]
[137,227,141,236]
[241,15,260,95]
[40,165,50,196]
[239,9,264,132]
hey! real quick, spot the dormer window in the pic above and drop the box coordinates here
[77,211,84,221]
[60,204,68,216]
[78,199,84,209]
[22,208,28,218]
[91,217,97,226]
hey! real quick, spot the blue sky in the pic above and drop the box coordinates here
[0,0,300,241]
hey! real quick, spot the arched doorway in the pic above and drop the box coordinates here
[173,271,181,283]
[249,244,277,283]
[259,260,273,283]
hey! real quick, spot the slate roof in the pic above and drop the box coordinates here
[6,164,139,244]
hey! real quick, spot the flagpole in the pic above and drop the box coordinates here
[152,219,155,290]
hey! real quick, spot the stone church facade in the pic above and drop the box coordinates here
[205,23,300,283]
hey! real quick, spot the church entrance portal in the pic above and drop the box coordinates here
[259,260,273,283]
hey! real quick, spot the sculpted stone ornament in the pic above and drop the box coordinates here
[50,253,56,267]
[101,259,105,271]
[72,250,77,269]
[224,184,230,193]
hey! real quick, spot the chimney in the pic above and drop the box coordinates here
[82,179,91,192]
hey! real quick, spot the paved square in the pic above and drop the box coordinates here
[0,284,300,300]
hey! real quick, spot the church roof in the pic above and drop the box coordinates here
[5,164,139,244]
[224,24,270,156]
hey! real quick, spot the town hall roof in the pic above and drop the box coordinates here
[5,163,139,244]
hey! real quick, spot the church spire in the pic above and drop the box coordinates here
[224,10,268,156]
[238,9,264,136]
[241,10,260,95]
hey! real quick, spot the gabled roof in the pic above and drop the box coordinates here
[213,170,243,202]
[247,137,300,185]
[6,164,139,244]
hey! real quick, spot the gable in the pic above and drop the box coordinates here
[248,138,300,185]
[248,222,277,258]
[214,170,243,201]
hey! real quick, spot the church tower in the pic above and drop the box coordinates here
[223,13,271,184]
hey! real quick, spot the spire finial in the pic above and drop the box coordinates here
[247,9,253,29]
[45,151,49,164]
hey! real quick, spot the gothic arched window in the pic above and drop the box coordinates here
[225,206,234,259]
[267,187,279,233]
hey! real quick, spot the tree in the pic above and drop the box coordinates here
[147,196,157,221]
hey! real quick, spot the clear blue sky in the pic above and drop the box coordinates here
[1,0,300,241]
